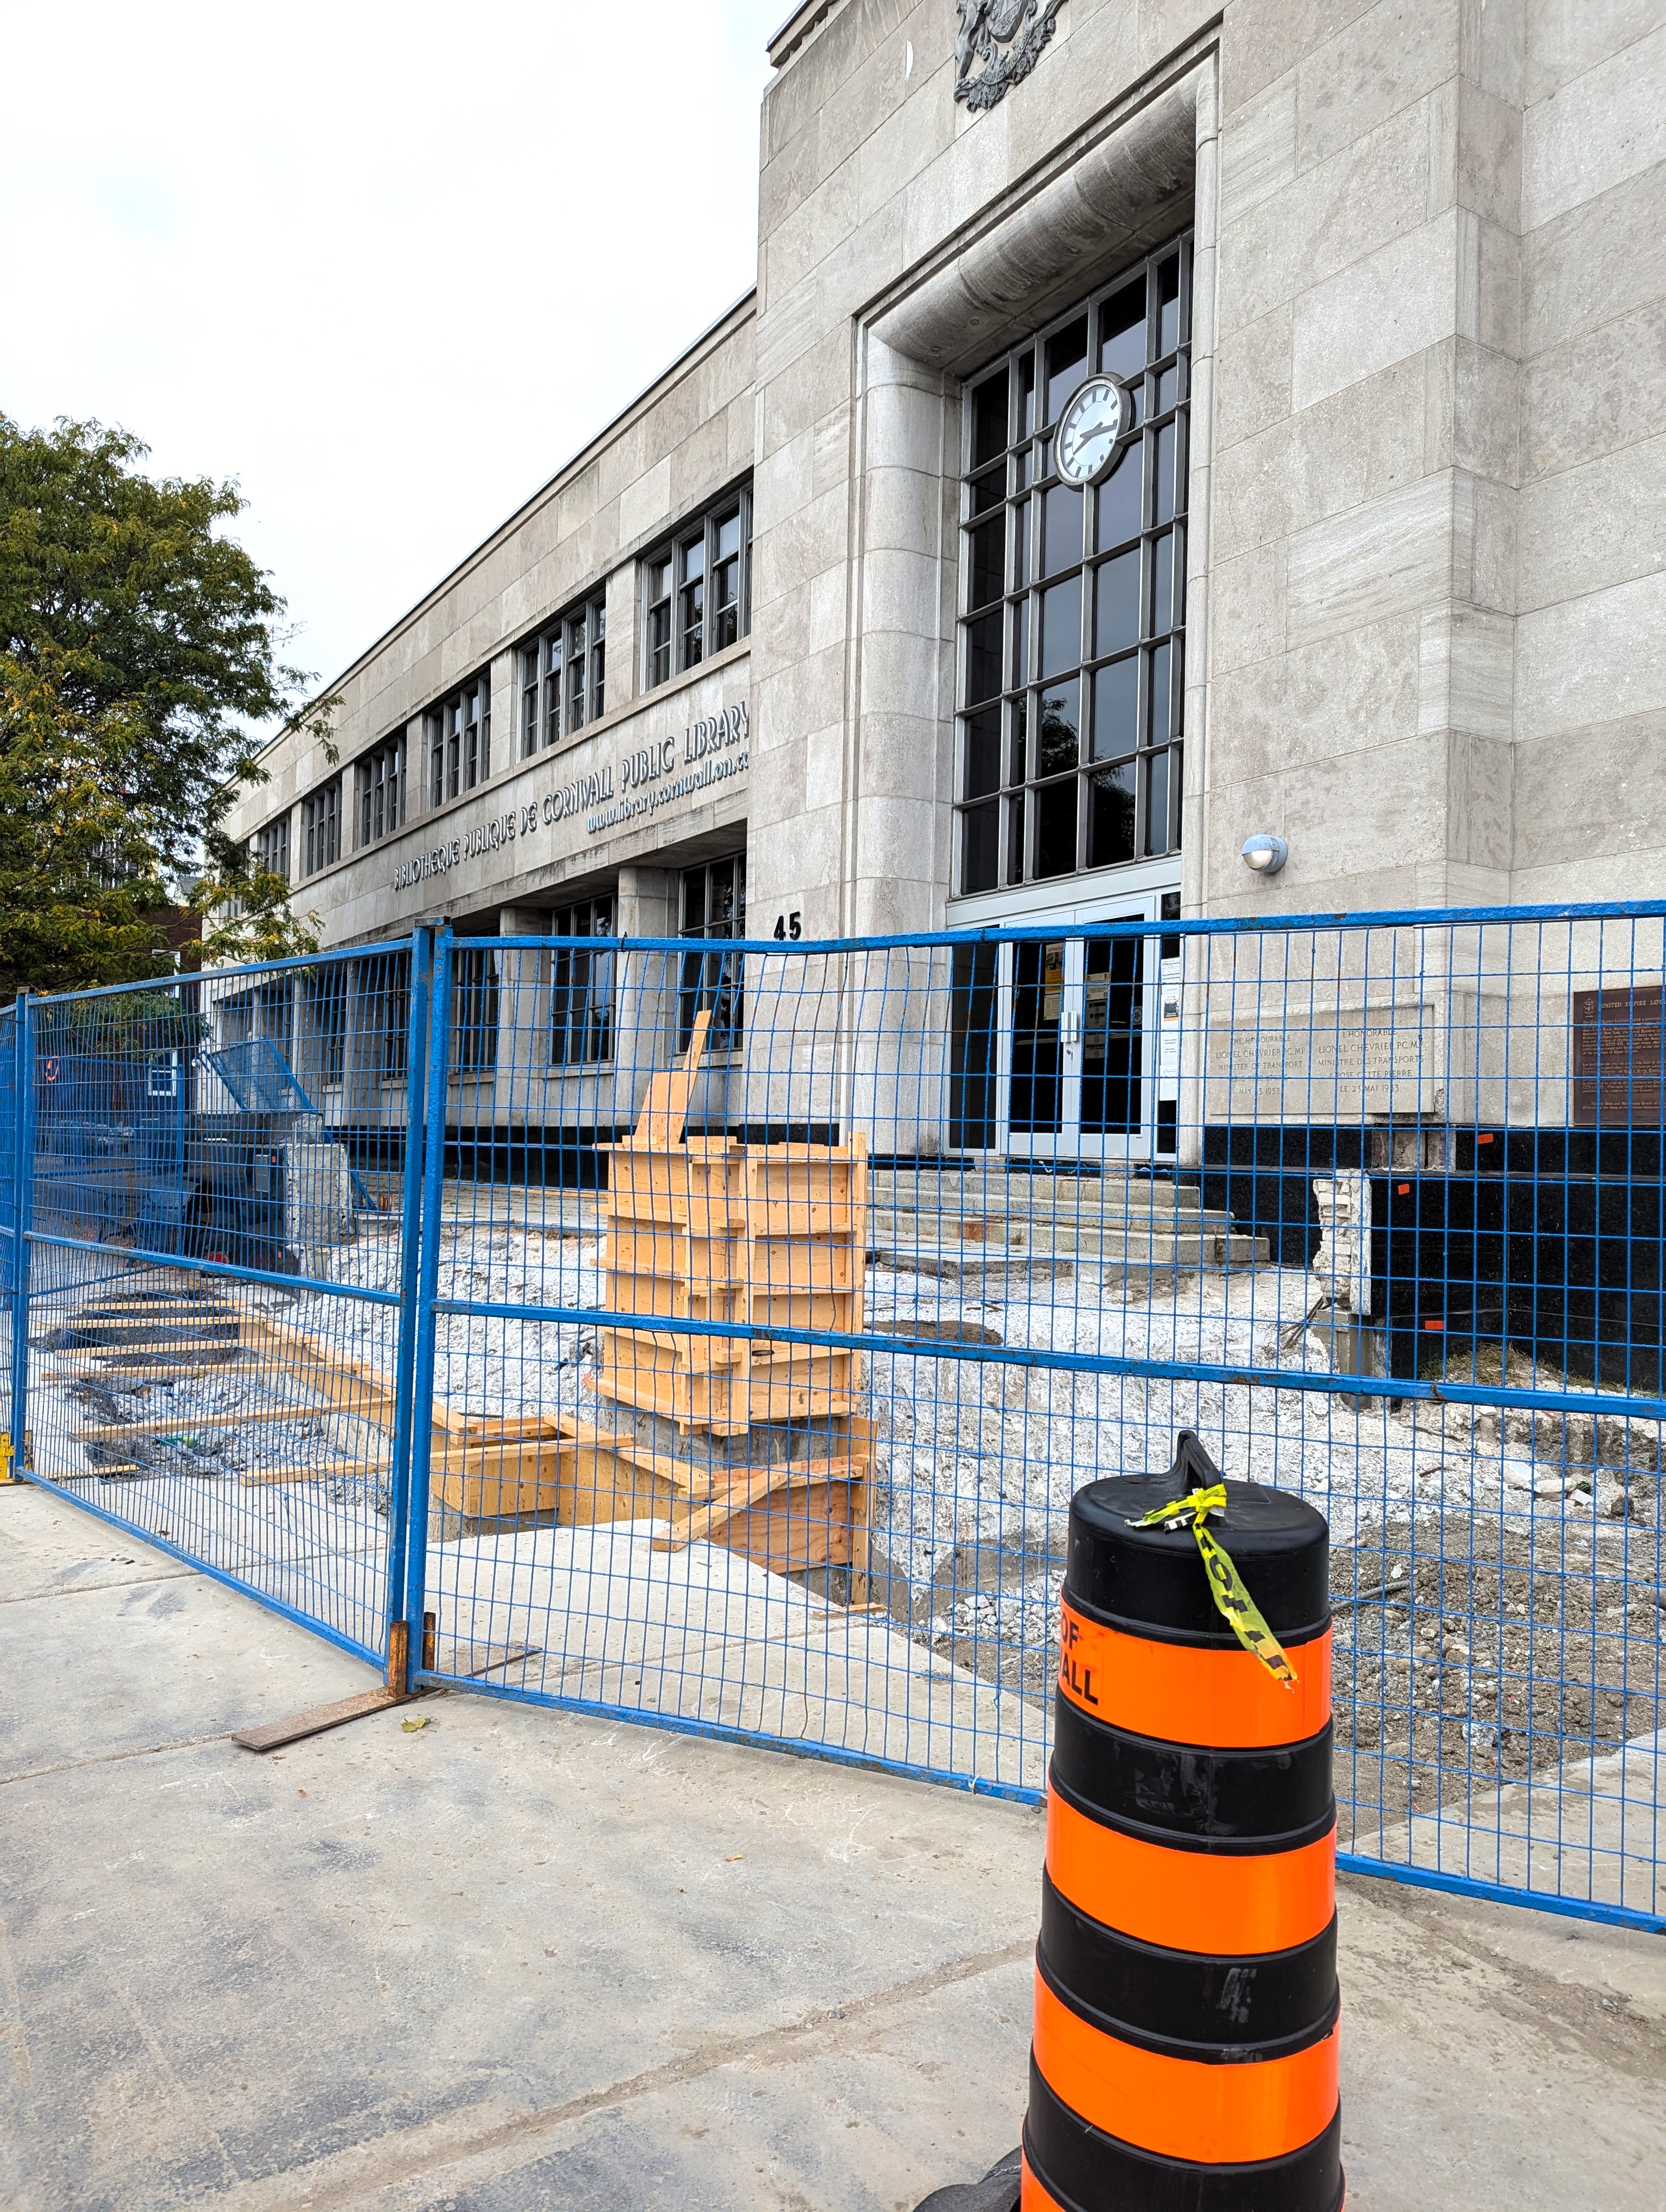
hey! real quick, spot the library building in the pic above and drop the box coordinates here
[227,0,1665,1189]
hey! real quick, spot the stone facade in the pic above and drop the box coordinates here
[744,0,1666,929]
[228,299,757,950]
[225,0,1666,1148]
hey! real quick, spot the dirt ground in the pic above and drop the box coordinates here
[1331,1514,1664,1842]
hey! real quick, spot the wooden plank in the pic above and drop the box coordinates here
[233,1686,419,1752]
[558,1451,681,1529]
[45,1353,236,1371]
[79,1399,562,1452]
[432,1438,573,1518]
[651,1456,868,1554]
[455,1412,569,1442]
[238,1317,441,1433]
[49,1336,245,1356]
[653,1468,784,1550]
[47,1356,248,1380]
[240,1458,392,1486]
[851,1131,869,1340]
[699,1478,856,1577]
[846,1411,875,1606]
[72,1407,334,1442]
[617,1006,710,1150]
[554,1414,724,1495]
[69,1291,240,1309]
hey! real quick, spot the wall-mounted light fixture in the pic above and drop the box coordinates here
[1240,832,1287,876]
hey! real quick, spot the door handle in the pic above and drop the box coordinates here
[1061,1011,1082,1047]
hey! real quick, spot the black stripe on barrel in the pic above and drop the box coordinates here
[1035,1939,1341,2067]
[1024,2057,1346,2212]
[1050,1692,1335,1846]
[1038,1870,1337,2051]
[1047,1758,1336,1859]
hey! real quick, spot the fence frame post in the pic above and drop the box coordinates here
[402,927,453,1682]
[382,929,433,1693]
[7,995,34,1484]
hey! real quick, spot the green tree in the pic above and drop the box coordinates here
[0,412,321,995]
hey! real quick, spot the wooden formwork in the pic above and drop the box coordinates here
[595,1139,868,1430]
[543,1411,872,1580]
[587,1013,875,1585]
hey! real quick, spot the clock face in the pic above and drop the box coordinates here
[1054,375,1133,487]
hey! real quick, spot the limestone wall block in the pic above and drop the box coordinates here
[1285,472,1453,648]
[1291,212,1460,410]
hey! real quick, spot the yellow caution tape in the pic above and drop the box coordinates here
[1128,1482,1298,1689]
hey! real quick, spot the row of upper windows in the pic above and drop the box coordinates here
[252,486,752,878]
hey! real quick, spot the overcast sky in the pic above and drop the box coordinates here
[2,0,779,718]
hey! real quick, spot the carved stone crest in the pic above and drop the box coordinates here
[954,0,1062,113]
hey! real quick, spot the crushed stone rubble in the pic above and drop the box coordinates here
[44,1234,1661,1565]
[36,1230,1661,1800]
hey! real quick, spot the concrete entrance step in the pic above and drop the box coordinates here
[867,1166,1268,1270]
[871,1223,1266,1271]
[1030,1225,1267,1265]
[869,1167,1206,1217]
[868,1199,1237,1237]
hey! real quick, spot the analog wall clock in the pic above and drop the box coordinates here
[1054,374,1135,487]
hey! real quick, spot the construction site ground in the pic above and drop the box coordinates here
[3,1481,1664,2212]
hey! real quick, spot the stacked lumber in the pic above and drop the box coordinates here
[594,1142,867,1431]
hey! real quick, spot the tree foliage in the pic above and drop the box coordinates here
[0,413,320,995]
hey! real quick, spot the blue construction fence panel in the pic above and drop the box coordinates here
[5,905,1663,1930]
[1,1002,17,1461]
[12,944,429,1664]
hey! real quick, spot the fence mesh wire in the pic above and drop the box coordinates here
[15,949,422,1661]
[7,909,1663,1927]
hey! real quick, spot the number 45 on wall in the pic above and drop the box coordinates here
[772,912,802,940]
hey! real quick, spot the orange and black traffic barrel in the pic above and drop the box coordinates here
[1023,1435,1343,2212]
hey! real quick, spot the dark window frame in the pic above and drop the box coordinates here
[426,673,491,808]
[521,592,607,756]
[303,964,348,1086]
[301,779,342,877]
[253,813,290,882]
[451,946,499,1077]
[677,852,746,1053]
[547,893,616,1066]
[643,487,752,692]
[358,950,410,1086]
[954,235,1191,897]
[355,729,407,848]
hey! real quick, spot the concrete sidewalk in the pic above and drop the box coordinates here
[2,1484,1663,2212]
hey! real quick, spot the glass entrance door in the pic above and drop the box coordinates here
[1005,926,1150,1160]
[947,895,1172,1161]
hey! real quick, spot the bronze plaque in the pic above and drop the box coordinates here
[1572,986,1665,1126]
